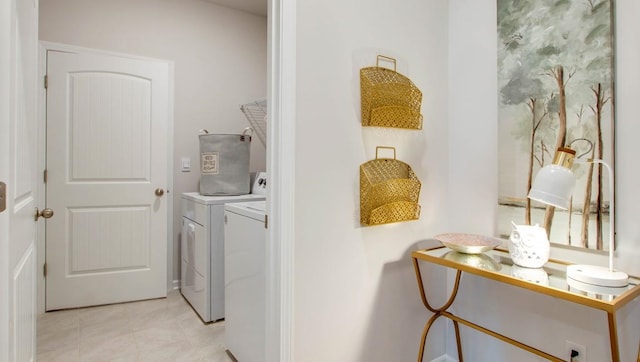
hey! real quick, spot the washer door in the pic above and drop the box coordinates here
[181,217,208,320]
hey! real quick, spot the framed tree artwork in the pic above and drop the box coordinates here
[497,0,615,251]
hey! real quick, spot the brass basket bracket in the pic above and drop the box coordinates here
[375,146,396,160]
[376,55,397,71]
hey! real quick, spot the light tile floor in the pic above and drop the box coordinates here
[36,291,234,362]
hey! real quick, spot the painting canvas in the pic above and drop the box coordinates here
[497,0,615,251]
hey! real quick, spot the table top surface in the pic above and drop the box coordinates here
[412,246,640,312]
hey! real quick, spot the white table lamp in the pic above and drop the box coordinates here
[528,147,628,287]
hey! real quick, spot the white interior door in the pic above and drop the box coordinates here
[45,49,170,310]
[0,0,39,360]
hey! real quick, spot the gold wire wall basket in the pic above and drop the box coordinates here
[360,147,421,226]
[360,55,423,130]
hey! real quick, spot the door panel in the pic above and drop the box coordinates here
[1,0,39,359]
[68,206,149,273]
[13,244,36,362]
[68,72,151,181]
[45,49,169,310]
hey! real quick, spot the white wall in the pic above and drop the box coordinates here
[292,0,639,360]
[38,0,267,285]
[447,1,640,361]
[292,0,450,360]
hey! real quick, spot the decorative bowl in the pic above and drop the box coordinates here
[434,233,503,254]
[443,251,502,271]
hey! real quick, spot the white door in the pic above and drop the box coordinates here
[0,0,39,360]
[45,49,170,310]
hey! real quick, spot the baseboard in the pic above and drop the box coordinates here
[430,354,457,362]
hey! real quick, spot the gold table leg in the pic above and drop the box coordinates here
[607,311,620,362]
[417,310,464,362]
[413,258,463,362]
[412,257,563,362]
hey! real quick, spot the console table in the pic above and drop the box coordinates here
[411,246,640,362]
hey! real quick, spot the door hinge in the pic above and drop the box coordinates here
[0,182,6,213]
[43,263,47,277]
[43,169,48,183]
[264,214,268,229]
[44,75,48,89]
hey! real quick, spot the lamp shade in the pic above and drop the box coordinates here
[527,164,576,209]
[528,147,577,210]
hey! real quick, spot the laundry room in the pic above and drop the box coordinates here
[39,0,267,292]
[36,0,267,359]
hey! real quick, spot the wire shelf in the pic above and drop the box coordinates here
[240,98,267,147]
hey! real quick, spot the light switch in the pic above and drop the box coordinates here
[181,157,191,172]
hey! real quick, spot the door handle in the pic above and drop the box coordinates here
[155,188,165,196]
[35,207,54,221]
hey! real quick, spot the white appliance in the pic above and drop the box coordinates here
[224,200,266,362]
[181,192,265,322]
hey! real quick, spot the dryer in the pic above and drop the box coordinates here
[181,193,265,322]
[224,200,266,362]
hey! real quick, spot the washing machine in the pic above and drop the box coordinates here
[181,192,265,323]
[224,200,266,362]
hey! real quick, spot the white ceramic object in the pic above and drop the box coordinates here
[508,222,550,268]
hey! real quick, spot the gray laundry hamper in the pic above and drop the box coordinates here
[198,128,252,196]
